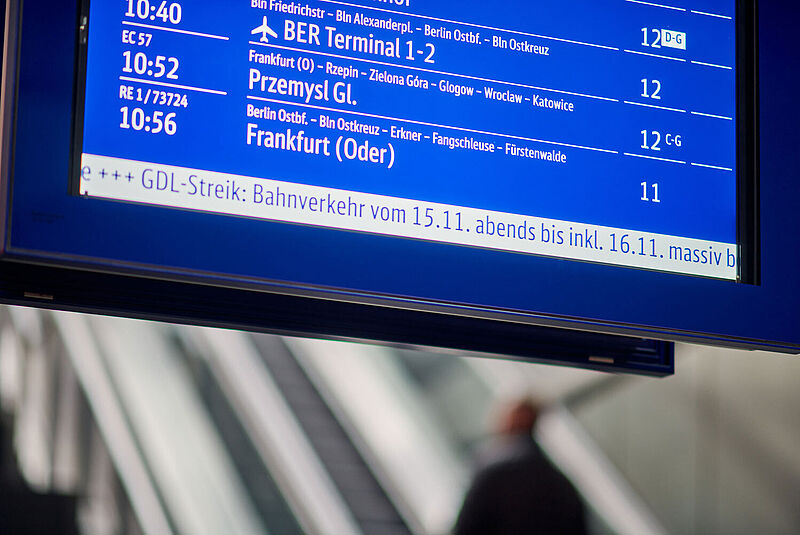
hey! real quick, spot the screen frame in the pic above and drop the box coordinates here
[736,0,760,285]
[70,0,754,284]
[3,0,794,360]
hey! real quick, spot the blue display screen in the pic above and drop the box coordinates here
[78,0,739,281]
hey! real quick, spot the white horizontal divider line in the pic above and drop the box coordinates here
[119,76,227,95]
[317,0,619,50]
[625,51,734,71]
[623,152,686,164]
[691,111,733,121]
[624,0,686,11]
[121,20,229,40]
[246,95,619,154]
[691,60,733,70]
[624,49,686,62]
[691,162,733,171]
[624,101,686,113]
[691,10,733,20]
[249,42,618,102]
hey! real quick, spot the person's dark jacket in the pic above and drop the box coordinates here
[454,435,586,535]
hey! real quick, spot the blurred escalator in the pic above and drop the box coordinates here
[3,306,797,535]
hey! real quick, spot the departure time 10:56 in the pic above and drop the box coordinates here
[120,107,177,135]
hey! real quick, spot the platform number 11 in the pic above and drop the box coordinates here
[641,182,661,203]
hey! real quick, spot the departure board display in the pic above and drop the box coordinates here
[77,0,739,280]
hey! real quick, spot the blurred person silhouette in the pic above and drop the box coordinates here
[453,398,586,535]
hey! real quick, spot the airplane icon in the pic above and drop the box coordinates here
[251,16,278,43]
